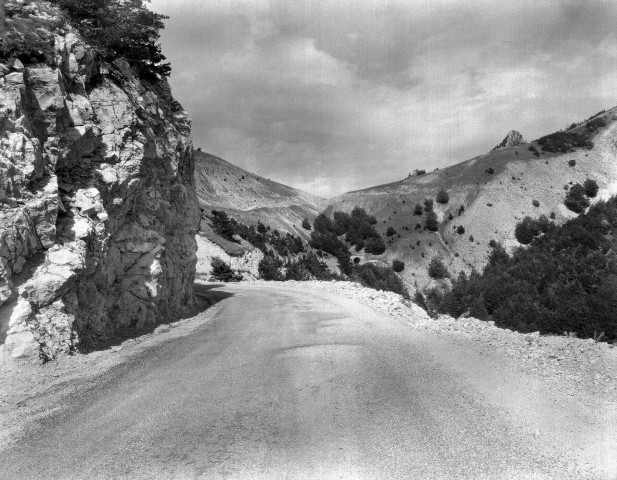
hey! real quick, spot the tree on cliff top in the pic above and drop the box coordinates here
[51,0,170,79]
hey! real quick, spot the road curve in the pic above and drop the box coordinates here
[0,283,600,479]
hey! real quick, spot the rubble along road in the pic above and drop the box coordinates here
[0,282,613,479]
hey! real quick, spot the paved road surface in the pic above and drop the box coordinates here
[0,283,600,479]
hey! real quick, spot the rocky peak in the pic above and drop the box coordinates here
[0,6,200,361]
[492,130,525,150]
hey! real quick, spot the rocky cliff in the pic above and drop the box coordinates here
[0,12,200,361]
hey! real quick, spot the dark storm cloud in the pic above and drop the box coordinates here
[150,0,617,197]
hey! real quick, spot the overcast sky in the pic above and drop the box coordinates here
[150,0,617,198]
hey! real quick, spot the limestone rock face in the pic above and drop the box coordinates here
[493,130,525,150]
[0,31,200,361]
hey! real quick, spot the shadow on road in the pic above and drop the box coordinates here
[76,283,235,354]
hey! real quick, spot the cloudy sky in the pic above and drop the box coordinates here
[150,0,617,198]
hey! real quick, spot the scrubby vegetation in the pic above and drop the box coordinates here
[428,257,449,279]
[1,0,170,78]
[351,263,409,299]
[258,254,283,281]
[392,259,405,272]
[436,188,450,204]
[537,131,591,153]
[209,210,305,257]
[584,179,599,198]
[564,183,590,213]
[425,211,439,232]
[0,1,61,63]
[431,198,617,341]
[210,257,243,282]
[51,0,171,79]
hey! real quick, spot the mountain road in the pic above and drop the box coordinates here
[0,282,612,479]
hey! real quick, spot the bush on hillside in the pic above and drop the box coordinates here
[532,199,540,207]
[210,210,237,241]
[210,257,243,282]
[436,188,450,204]
[364,237,386,255]
[514,216,540,245]
[52,0,171,79]
[564,184,590,213]
[386,226,396,237]
[302,218,312,230]
[435,199,617,341]
[425,211,439,232]
[423,198,434,212]
[414,204,423,215]
[428,257,449,279]
[392,259,405,272]
[537,131,591,153]
[584,179,599,198]
[456,225,465,235]
[258,255,283,281]
[351,263,409,299]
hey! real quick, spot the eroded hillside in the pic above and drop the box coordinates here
[194,150,327,240]
[327,109,617,287]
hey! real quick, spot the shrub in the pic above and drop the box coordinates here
[210,257,242,282]
[436,188,450,204]
[568,159,576,167]
[584,179,599,198]
[386,226,396,237]
[428,258,449,279]
[52,0,171,79]
[458,205,465,216]
[456,225,465,235]
[364,237,386,255]
[351,263,409,299]
[564,184,590,213]
[528,145,540,156]
[392,260,405,272]
[302,218,312,230]
[550,211,556,219]
[436,197,617,341]
[537,132,590,153]
[486,167,494,174]
[469,235,474,242]
[532,199,540,207]
[414,204,423,215]
[284,261,311,281]
[423,198,434,212]
[515,216,540,245]
[313,213,334,234]
[258,255,283,280]
[210,210,237,241]
[425,211,439,232]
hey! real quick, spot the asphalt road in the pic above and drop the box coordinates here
[0,283,598,479]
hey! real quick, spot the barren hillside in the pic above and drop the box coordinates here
[195,151,327,240]
[327,109,617,288]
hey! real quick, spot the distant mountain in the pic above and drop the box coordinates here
[326,108,617,288]
[194,151,327,240]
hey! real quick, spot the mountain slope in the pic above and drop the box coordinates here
[327,108,617,288]
[195,151,327,239]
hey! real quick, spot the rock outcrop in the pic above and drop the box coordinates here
[0,21,199,360]
[492,130,525,150]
